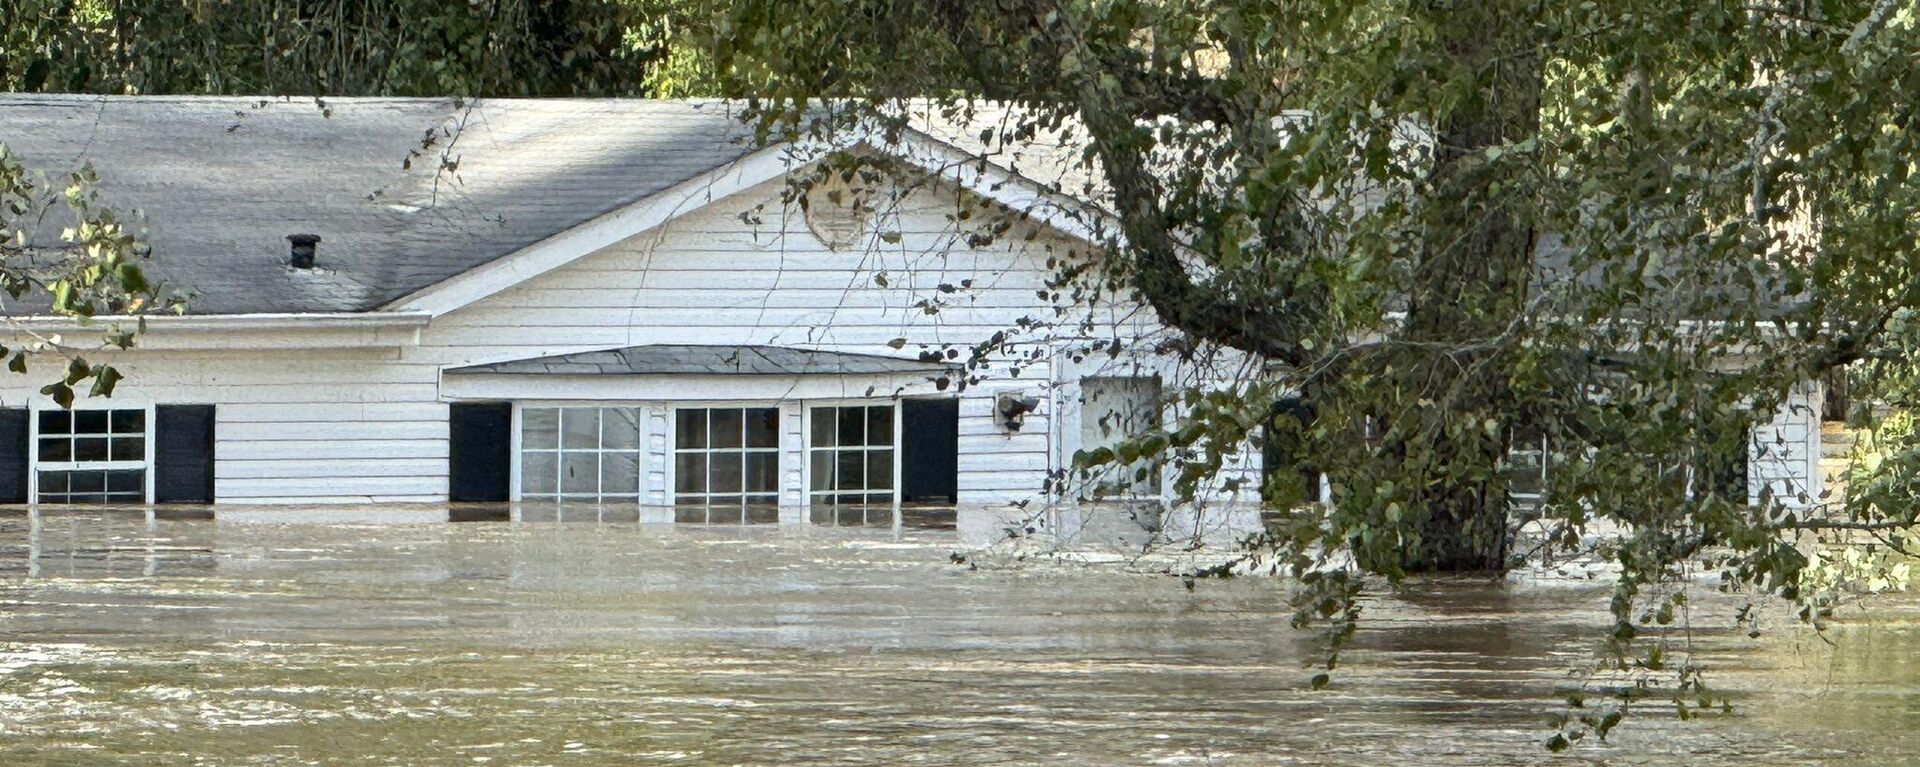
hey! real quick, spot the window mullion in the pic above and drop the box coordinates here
[33,407,150,505]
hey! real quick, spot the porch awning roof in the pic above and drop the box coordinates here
[447,344,956,377]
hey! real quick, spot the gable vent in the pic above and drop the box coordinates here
[803,177,872,251]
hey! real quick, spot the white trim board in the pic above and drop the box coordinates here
[0,311,431,351]
[442,371,953,403]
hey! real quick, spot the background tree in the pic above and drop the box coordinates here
[0,0,717,97]
[709,0,1920,745]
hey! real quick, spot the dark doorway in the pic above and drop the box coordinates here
[900,398,959,505]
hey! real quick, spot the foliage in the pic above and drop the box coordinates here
[0,143,180,404]
[704,0,1920,746]
[0,0,716,97]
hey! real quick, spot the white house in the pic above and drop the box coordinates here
[0,95,1823,521]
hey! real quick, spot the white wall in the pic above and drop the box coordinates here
[1751,379,1825,512]
[0,348,447,504]
[412,175,1110,506]
[0,167,1211,508]
[0,161,1814,515]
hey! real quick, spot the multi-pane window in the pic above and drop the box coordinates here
[1506,426,1549,515]
[674,407,780,523]
[519,407,642,503]
[1080,377,1163,495]
[808,404,896,524]
[37,408,147,504]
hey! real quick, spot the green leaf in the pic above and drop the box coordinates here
[89,366,122,397]
[39,382,71,410]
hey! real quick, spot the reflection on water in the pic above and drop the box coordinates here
[1,507,1917,765]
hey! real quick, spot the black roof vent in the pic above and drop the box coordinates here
[287,234,321,269]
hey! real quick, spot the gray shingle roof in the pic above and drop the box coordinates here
[448,344,957,376]
[0,95,761,314]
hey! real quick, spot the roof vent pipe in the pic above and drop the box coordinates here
[287,234,321,269]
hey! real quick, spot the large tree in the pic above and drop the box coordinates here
[709,0,1920,743]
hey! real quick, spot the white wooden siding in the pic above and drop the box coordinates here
[0,164,1821,511]
[0,172,1209,507]
[1751,379,1824,512]
[0,349,445,504]
[413,177,1095,506]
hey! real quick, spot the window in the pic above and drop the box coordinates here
[1506,425,1549,515]
[519,407,642,504]
[1079,376,1163,495]
[808,404,896,525]
[674,407,781,523]
[1694,418,1749,502]
[1262,397,1322,506]
[36,408,148,504]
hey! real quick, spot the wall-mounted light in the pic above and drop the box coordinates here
[995,390,1039,432]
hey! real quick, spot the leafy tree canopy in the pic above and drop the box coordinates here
[0,0,714,96]
[706,0,1920,745]
[9,0,1920,747]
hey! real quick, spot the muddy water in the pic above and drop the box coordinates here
[1,509,1916,765]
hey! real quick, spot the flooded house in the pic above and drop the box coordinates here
[0,95,1253,525]
[0,95,1824,524]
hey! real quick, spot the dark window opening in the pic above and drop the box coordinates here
[450,402,511,503]
[900,398,959,506]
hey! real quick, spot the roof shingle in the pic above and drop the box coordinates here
[0,95,760,314]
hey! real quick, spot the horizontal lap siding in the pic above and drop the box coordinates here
[0,351,448,505]
[1751,380,1823,511]
[197,354,446,503]
[417,179,1081,506]
[0,175,1210,509]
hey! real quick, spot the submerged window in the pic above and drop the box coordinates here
[37,408,147,504]
[809,404,896,525]
[674,407,780,523]
[1506,426,1550,515]
[1080,376,1163,495]
[519,407,642,504]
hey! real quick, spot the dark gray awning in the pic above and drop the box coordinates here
[447,344,956,376]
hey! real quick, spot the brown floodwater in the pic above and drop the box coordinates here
[1,507,1917,765]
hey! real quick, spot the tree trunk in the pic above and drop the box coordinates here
[1396,1,1544,572]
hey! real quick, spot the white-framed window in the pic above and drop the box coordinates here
[32,406,151,504]
[673,406,781,523]
[1079,376,1163,496]
[807,403,898,525]
[518,406,643,504]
